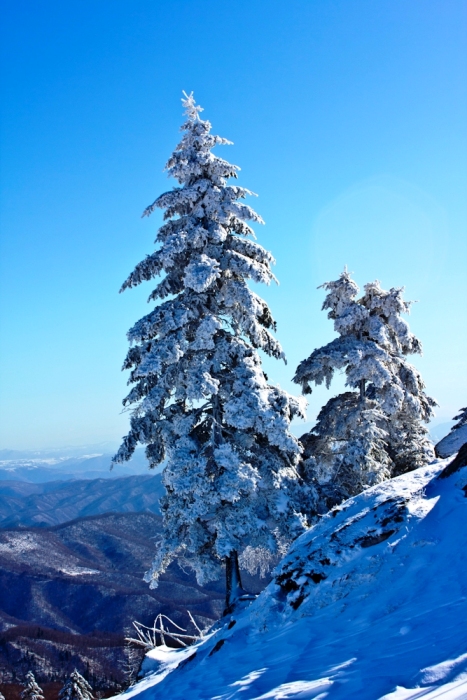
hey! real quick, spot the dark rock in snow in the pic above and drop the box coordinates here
[439,442,467,478]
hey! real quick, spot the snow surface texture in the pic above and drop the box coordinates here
[113,457,467,699]
[436,425,467,459]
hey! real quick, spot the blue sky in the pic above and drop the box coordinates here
[1,0,466,450]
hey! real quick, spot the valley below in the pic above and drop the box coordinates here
[0,454,248,697]
[0,510,227,693]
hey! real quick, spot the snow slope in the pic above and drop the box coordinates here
[115,457,467,700]
[436,424,467,459]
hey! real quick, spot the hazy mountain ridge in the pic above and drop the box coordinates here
[0,448,156,484]
[0,462,259,694]
[0,474,164,527]
[0,443,121,460]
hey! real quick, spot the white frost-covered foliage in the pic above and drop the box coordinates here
[239,531,290,578]
[294,271,436,509]
[113,94,306,587]
[58,671,94,700]
[21,673,44,700]
[300,393,392,510]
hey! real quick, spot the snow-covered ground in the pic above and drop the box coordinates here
[114,456,467,699]
[436,424,467,459]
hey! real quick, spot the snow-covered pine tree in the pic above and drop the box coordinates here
[58,668,94,700]
[122,635,144,689]
[113,93,306,609]
[435,405,467,458]
[362,279,436,475]
[293,270,436,510]
[58,670,94,700]
[21,673,44,700]
[299,392,392,510]
[452,407,467,431]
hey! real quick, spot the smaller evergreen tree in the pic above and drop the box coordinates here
[435,405,467,458]
[451,407,467,431]
[21,673,44,700]
[294,270,436,510]
[304,392,392,510]
[59,670,94,700]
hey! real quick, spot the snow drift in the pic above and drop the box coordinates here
[115,456,467,699]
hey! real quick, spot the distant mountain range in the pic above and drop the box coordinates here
[0,478,264,693]
[0,448,160,483]
[0,426,453,484]
[0,443,121,460]
[0,474,164,527]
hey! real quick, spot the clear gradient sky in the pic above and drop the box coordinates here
[1,0,466,450]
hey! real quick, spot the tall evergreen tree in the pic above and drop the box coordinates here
[59,670,94,700]
[113,94,306,608]
[294,270,436,510]
[21,673,44,700]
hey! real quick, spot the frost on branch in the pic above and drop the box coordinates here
[125,612,207,651]
[113,93,307,599]
[294,270,436,511]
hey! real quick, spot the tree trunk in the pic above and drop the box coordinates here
[211,399,246,612]
[212,403,252,614]
[359,378,366,402]
[224,550,245,613]
[212,394,222,445]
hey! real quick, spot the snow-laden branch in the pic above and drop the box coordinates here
[125,613,207,650]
